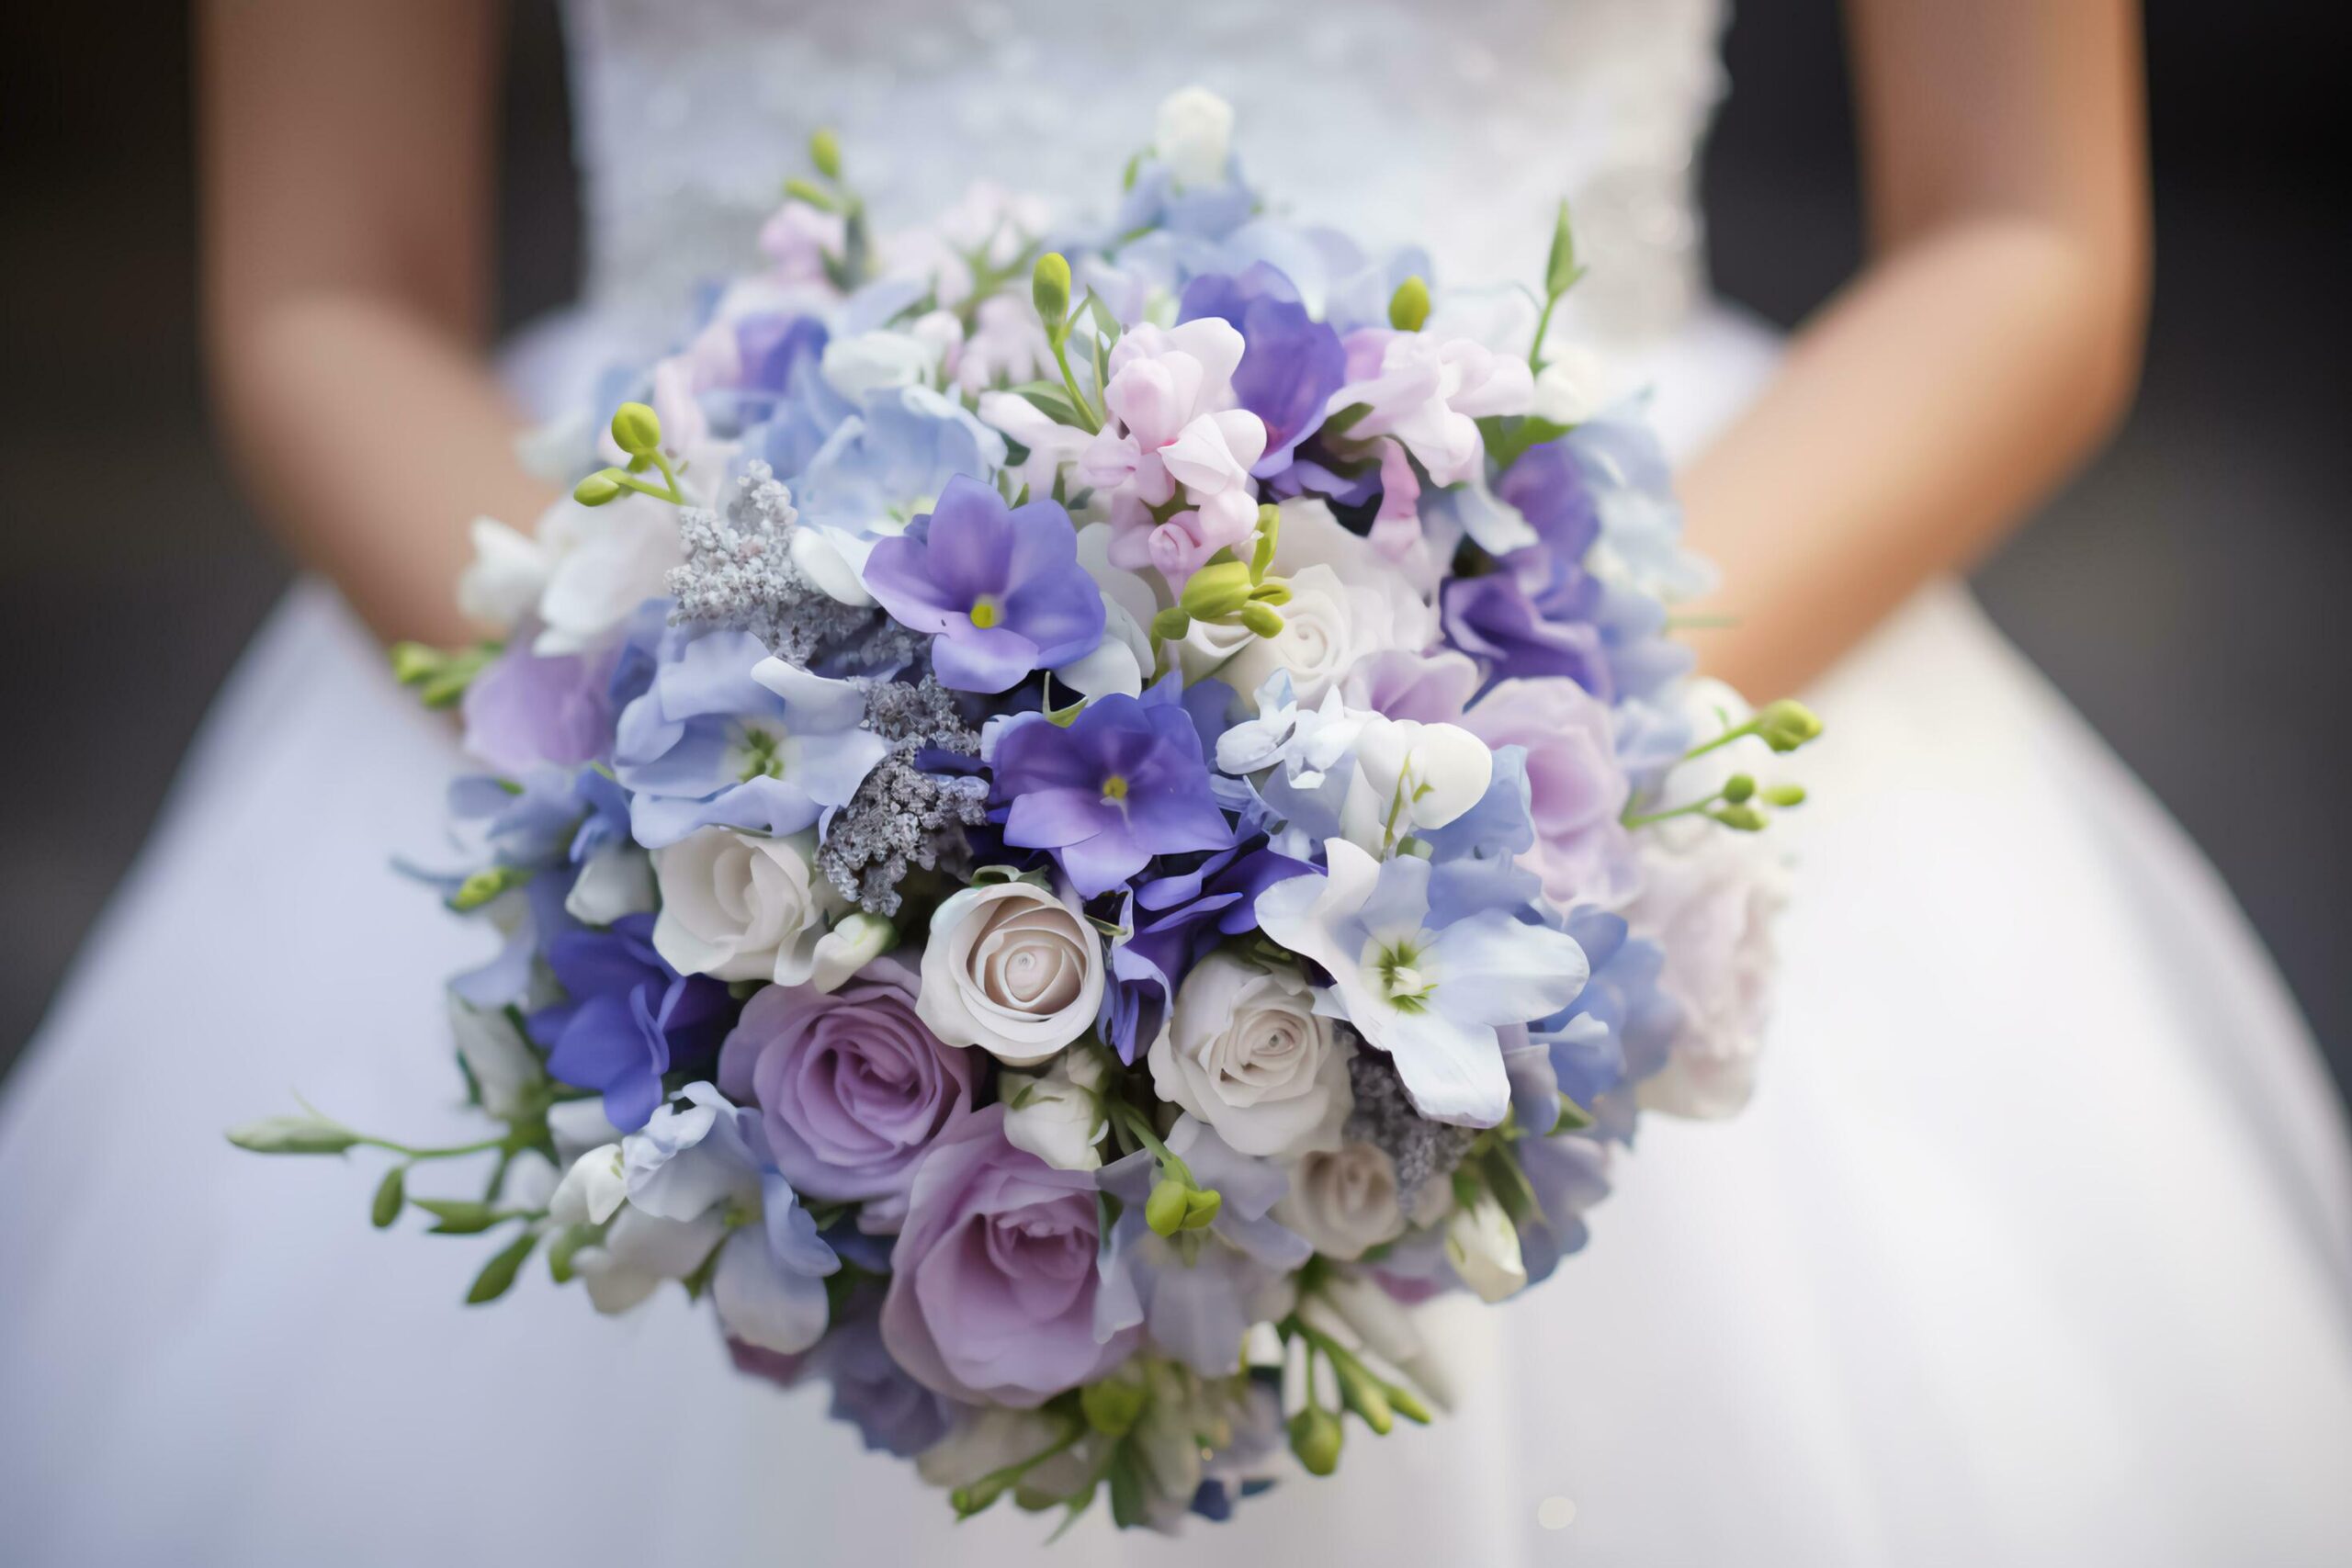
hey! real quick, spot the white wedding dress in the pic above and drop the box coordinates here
[6,2,2349,1562]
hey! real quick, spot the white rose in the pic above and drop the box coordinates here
[1444,1190,1529,1303]
[651,829,842,987]
[1148,955,1351,1157]
[1626,829,1788,1120]
[531,496,686,656]
[1273,1141,1408,1261]
[1220,564,1406,709]
[820,330,934,400]
[1001,1048,1109,1171]
[918,880,1105,1066]
[1153,85,1235,188]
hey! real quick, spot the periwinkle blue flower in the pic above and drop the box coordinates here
[1179,265,1348,474]
[860,475,1105,694]
[988,681,1234,897]
[528,913,732,1131]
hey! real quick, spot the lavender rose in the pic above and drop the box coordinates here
[718,957,975,1229]
[881,1106,1140,1406]
[1464,676,1640,908]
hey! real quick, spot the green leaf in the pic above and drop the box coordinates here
[225,1115,360,1156]
[1105,1446,1147,1529]
[545,1224,596,1285]
[412,1198,500,1235]
[1552,1093,1596,1134]
[1319,400,1374,441]
[1011,382,1084,427]
[370,1165,406,1229]
[466,1229,538,1305]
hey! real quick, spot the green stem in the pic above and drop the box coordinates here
[355,1131,524,1162]
[1049,333,1102,434]
[1527,289,1562,373]
[1105,1100,1192,1188]
[1679,718,1760,763]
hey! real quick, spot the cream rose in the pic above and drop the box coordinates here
[651,829,841,987]
[1274,1141,1408,1261]
[1219,564,1427,709]
[1148,955,1351,1157]
[917,879,1105,1066]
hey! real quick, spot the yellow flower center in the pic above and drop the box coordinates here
[968,594,1003,630]
[1101,773,1130,803]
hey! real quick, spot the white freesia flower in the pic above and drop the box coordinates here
[1445,1190,1529,1303]
[572,1203,728,1314]
[1149,955,1352,1157]
[1002,1048,1110,1171]
[651,829,843,987]
[1153,85,1235,188]
[566,841,655,926]
[549,1143,628,1227]
[1532,344,1610,427]
[446,994,542,1122]
[1339,715,1495,848]
[820,331,934,400]
[918,879,1105,1066]
[456,515,551,633]
[530,495,686,656]
[1273,1141,1408,1260]
[1303,1269,1456,1412]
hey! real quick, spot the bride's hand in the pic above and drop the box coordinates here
[199,1,552,647]
[1679,0,2149,698]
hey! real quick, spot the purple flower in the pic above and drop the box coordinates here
[460,641,617,775]
[728,1285,956,1458]
[718,957,977,1230]
[1496,441,1600,559]
[528,913,732,1131]
[989,683,1235,897]
[861,475,1104,693]
[1101,840,1314,1062]
[880,1106,1141,1406]
[1462,677,1639,908]
[1539,908,1681,1143]
[1440,570,1612,696]
[1514,1134,1611,1286]
[1179,265,1348,475]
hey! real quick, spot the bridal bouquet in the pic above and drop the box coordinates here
[236,90,1818,1532]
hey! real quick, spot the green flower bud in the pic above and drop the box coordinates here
[1180,1187,1223,1230]
[1145,1177,1191,1237]
[808,127,842,181]
[412,1197,501,1235]
[450,865,525,912]
[1387,274,1430,333]
[546,1223,595,1285]
[389,641,441,685]
[225,1114,360,1155]
[1721,773,1756,805]
[1080,1376,1149,1437]
[1250,503,1282,580]
[782,176,842,213]
[1287,1404,1344,1476]
[1382,1381,1435,1426]
[1150,605,1193,642]
[573,470,625,507]
[371,1164,406,1229]
[1713,804,1768,832]
[1329,1350,1395,1435]
[609,400,663,457]
[1033,253,1073,337]
[1763,784,1808,807]
[1544,198,1581,299]
[1180,559,1256,621]
[1756,699,1824,753]
[1238,602,1286,639]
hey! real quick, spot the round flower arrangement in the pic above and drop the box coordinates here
[235,89,1819,1533]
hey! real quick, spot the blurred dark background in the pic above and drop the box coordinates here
[1,3,2345,1098]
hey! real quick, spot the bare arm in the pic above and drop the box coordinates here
[1679,0,2149,697]
[199,0,554,647]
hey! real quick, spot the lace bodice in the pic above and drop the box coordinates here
[562,0,1725,352]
